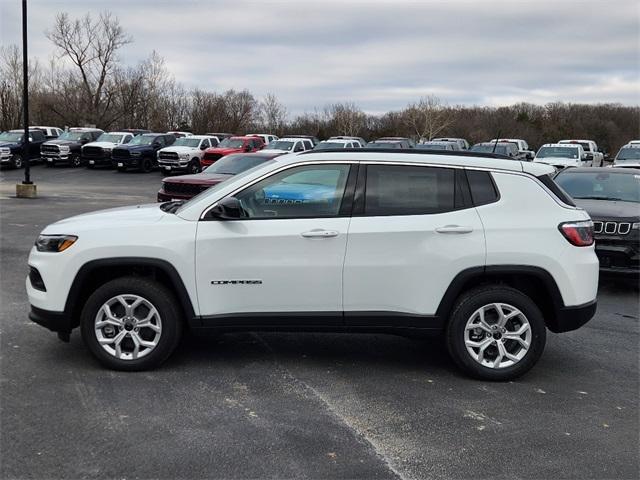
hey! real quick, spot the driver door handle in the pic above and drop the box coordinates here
[435,225,473,234]
[301,229,339,238]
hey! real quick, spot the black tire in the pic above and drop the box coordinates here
[117,166,127,172]
[141,157,153,173]
[80,276,183,371]
[12,154,23,169]
[87,163,94,169]
[70,154,81,168]
[188,159,201,174]
[446,285,546,381]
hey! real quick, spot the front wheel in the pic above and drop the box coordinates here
[188,159,201,174]
[446,286,546,381]
[141,157,153,173]
[70,154,81,168]
[12,154,23,169]
[80,277,183,371]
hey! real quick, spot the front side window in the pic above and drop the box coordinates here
[235,164,351,219]
[365,165,455,216]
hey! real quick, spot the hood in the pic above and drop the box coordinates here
[84,141,120,149]
[573,198,640,220]
[161,146,198,154]
[164,173,232,185]
[43,203,167,234]
[205,147,244,155]
[262,148,291,154]
[613,161,640,168]
[0,141,20,149]
[116,144,152,152]
[45,139,79,147]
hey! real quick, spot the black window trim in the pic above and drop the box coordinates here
[464,168,501,207]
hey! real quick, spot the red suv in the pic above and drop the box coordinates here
[201,136,264,167]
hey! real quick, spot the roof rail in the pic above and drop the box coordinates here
[299,147,513,160]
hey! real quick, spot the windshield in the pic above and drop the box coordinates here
[219,138,245,148]
[58,131,86,141]
[471,144,509,155]
[205,155,273,175]
[265,141,294,151]
[555,171,640,203]
[128,135,156,146]
[561,141,590,151]
[366,142,401,149]
[97,134,126,143]
[537,147,579,159]
[314,142,346,150]
[0,132,23,142]
[173,138,201,148]
[616,148,640,161]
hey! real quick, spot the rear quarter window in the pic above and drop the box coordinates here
[466,170,499,206]
[539,173,576,207]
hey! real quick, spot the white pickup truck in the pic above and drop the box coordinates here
[534,143,590,168]
[558,140,604,167]
[490,138,535,161]
[157,135,218,174]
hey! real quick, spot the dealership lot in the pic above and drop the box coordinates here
[1,166,638,479]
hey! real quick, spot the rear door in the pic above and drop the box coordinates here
[343,163,486,327]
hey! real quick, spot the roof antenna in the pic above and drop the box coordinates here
[492,131,501,153]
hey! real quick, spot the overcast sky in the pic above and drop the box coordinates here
[1,0,638,115]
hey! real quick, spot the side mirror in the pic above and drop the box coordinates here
[207,196,243,220]
[153,142,161,148]
[244,144,252,152]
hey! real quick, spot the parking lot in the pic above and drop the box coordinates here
[1,165,638,479]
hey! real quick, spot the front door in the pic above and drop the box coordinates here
[195,162,355,325]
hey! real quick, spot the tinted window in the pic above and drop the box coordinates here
[303,140,313,150]
[365,165,455,216]
[293,142,304,152]
[31,131,45,142]
[467,170,499,205]
[235,164,351,219]
[555,171,639,203]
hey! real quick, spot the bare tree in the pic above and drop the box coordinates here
[403,95,454,141]
[46,11,132,125]
[325,102,366,137]
[259,93,287,134]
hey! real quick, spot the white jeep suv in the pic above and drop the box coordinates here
[27,150,598,380]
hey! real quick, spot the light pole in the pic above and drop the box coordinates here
[16,0,37,198]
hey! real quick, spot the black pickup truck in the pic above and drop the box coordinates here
[0,129,47,169]
[41,128,104,167]
[111,133,176,172]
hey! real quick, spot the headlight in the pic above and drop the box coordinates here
[104,147,113,152]
[35,234,78,252]
[131,151,141,156]
[632,223,640,230]
[59,145,70,152]
[180,153,190,159]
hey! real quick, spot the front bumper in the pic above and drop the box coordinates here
[157,190,192,202]
[158,160,190,172]
[547,300,597,333]
[595,242,639,277]
[112,157,141,168]
[84,155,112,166]
[42,152,71,164]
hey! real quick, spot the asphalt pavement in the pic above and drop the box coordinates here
[1,164,638,479]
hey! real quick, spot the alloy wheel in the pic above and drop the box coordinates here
[94,294,162,360]
[464,303,532,369]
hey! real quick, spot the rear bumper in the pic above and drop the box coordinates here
[547,300,597,333]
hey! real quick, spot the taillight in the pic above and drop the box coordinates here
[559,220,594,246]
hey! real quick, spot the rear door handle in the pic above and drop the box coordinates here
[435,225,473,234]
[301,229,339,238]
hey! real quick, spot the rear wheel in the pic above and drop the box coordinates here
[70,154,81,168]
[446,286,546,381]
[80,277,183,371]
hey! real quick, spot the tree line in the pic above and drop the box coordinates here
[1,11,638,154]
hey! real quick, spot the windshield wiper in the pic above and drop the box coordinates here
[573,196,625,201]
[160,200,185,213]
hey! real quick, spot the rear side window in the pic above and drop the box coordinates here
[540,174,576,206]
[364,165,455,216]
[466,170,499,206]
[31,131,45,142]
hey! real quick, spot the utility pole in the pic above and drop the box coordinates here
[16,0,37,198]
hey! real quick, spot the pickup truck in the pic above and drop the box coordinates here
[82,132,134,168]
[157,135,219,174]
[558,140,604,167]
[0,129,47,168]
[490,138,535,160]
[201,136,265,168]
[111,133,176,172]
[41,128,104,167]
[534,143,590,168]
